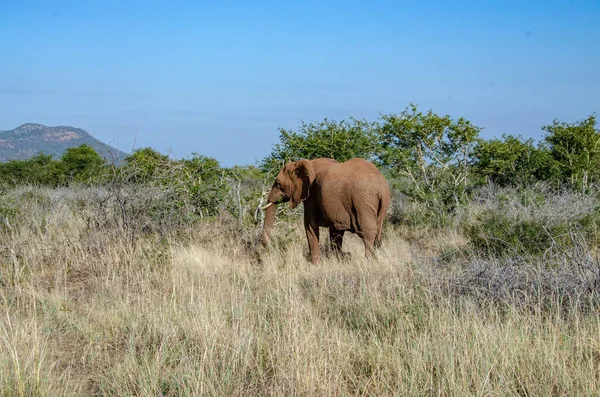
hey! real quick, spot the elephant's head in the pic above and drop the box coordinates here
[260,159,316,246]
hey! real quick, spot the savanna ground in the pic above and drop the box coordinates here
[1,184,600,396]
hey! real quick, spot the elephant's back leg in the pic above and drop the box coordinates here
[353,204,379,259]
[374,190,390,249]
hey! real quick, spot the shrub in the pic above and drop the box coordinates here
[0,153,64,187]
[437,253,600,313]
[542,113,600,192]
[472,134,555,187]
[463,185,600,257]
[117,149,232,219]
[225,165,271,225]
[0,145,108,187]
[260,118,380,176]
[179,153,230,217]
[121,147,171,184]
[60,144,106,183]
[377,103,481,211]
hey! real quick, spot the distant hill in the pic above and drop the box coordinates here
[0,123,128,163]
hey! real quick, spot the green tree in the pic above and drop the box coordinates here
[180,153,230,216]
[377,103,481,209]
[542,114,600,191]
[180,153,221,179]
[260,118,380,175]
[60,144,105,183]
[0,153,63,187]
[123,147,171,183]
[472,134,554,187]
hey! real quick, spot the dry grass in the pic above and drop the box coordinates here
[1,187,600,396]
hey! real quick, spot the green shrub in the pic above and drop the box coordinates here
[463,186,600,257]
[122,147,171,184]
[472,134,555,187]
[260,118,380,175]
[0,145,109,187]
[116,149,232,220]
[377,103,481,211]
[60,144,106,183]
[0,153,64,187]
[543,114,600,192]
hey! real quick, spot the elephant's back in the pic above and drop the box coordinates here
[334,159,388,193]
[320,159,387,190]
[317,159,388,221]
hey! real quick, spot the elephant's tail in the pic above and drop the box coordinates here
[374,191,389,249]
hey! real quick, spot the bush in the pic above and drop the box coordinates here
[463,185,600,257]
[225,165,271,225]
[377,103,481,211]
[386,184,457,229]
[118,149,232,219]
[438,253,600,313]
[542,113,600,191]
[472,134,555,187]
[260,118,380,175]
[0,153,64,187]
[0,145,108,187]
[121,147,171,183]
[179,153,230,217]
[60,144,106,183]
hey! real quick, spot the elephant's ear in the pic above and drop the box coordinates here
[290,159,315,209]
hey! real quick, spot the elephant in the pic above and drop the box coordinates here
[260,157,391,263]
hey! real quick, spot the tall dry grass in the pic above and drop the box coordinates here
[1,186,600,396]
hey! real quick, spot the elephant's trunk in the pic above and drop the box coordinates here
[260,202,277,246]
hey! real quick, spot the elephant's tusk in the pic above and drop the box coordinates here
[260,202,274,210]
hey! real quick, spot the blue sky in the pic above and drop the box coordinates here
[1,0,599,166]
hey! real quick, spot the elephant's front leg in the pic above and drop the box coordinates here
[304,220,321,264]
